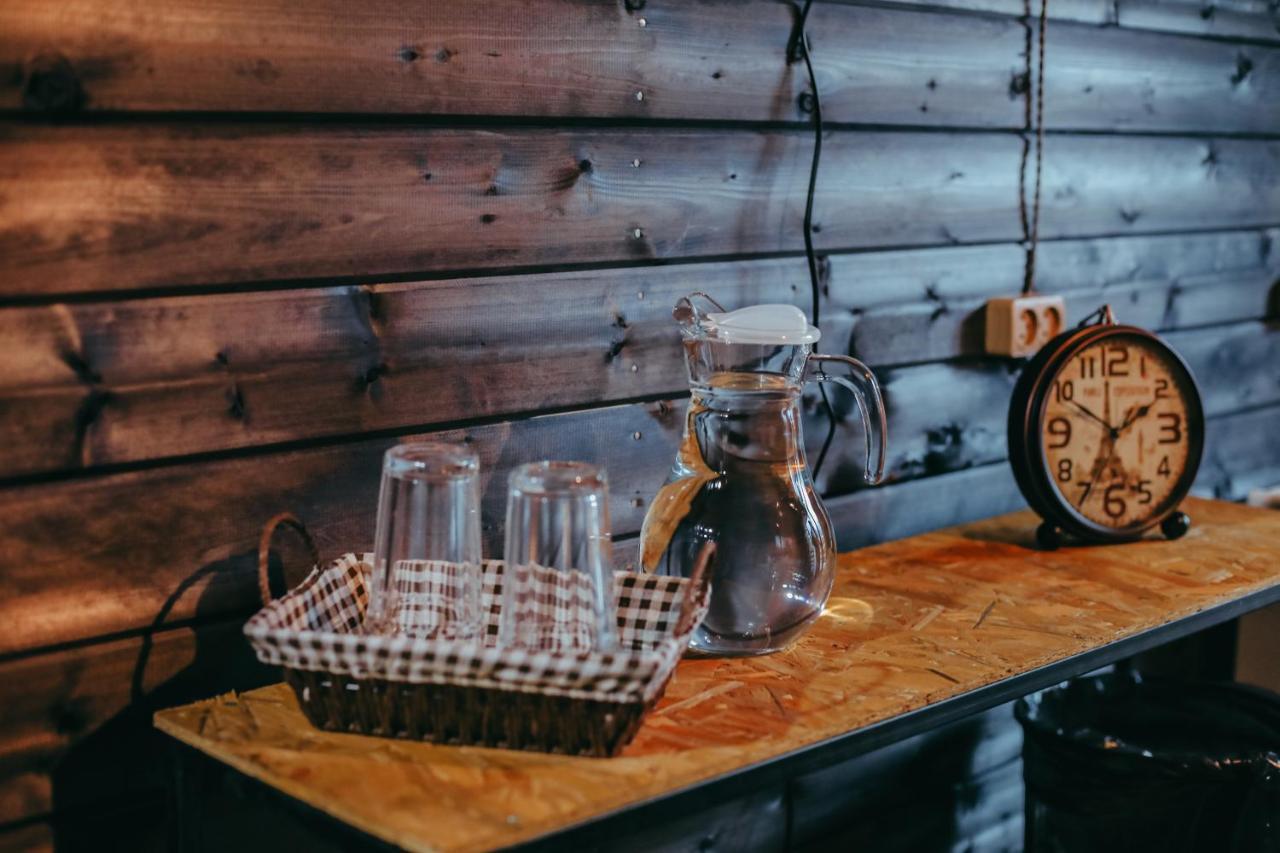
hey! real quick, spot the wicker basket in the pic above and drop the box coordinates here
[245,514,711,757]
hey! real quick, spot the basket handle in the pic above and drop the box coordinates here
[257,512,320,606]
[674,541,716,636]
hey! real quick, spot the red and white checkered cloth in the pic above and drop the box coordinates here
[245,554,709,704]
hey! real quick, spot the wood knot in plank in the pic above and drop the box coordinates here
[72,388,113,466]
[1230,53,1253,87]
[226,383,247,421]
[357,362,389,391]
[22,52,84,114]
[1009,71,1030,99]
[61,349,102,385]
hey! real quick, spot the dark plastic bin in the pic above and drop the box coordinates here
[1016,673,1280,853]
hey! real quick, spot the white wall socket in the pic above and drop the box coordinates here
[984,295,1066,358]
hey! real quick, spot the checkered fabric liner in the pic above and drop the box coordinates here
[244,554,709,704]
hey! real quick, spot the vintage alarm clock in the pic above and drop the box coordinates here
[1007,306,1205,549]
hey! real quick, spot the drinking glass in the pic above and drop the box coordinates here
[364,442,482,638]
[500,461,617,652]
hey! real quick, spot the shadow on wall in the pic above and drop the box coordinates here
[46,539,313,850]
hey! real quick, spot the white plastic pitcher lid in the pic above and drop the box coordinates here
[703,304,821,345]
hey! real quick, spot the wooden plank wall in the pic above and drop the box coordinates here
[1,0,1278,847]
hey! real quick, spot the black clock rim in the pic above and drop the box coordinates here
[1007,324,1205,543]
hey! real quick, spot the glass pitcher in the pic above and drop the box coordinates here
[640,293,887,656]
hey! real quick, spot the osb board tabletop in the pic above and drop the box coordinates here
[156,497,1280,852]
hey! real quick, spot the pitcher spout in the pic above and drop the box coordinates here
[673,292,727,338]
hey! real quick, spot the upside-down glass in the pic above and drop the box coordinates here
[500,461,618,652]
[364,442,483,638]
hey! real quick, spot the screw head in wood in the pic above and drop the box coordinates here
[798,91,816,114]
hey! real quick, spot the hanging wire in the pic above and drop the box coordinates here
[790,0,840,483]
[1020,0,1050,294]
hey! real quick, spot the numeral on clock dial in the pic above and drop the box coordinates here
[1104,346,1128,377]
[1047,417,1071,449]
[1157,412,1181,443]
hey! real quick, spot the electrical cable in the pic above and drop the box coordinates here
[790,0,840,484]
[1020,0,1049,294]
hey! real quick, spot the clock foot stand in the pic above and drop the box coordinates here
[1035,521,1061,551]
[1161,511,1191,540]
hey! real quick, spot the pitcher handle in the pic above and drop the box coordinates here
[807,354,888,485]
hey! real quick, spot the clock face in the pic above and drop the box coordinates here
[1039,333,1197,531]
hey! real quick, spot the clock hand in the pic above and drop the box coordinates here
[1119,396,1160,434]
[1067,400,1114,432]
[1104,380,1111,432]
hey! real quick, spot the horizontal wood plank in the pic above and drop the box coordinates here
[2,125,1278,298]
[886,0,1280,42]
[1196,404,1280,499]
[1043,23,1280,132]
[0,262,794,479]
[842,228,1279,365]
[827,464,1025,551]
[1,228,1273,480]
[1114,0,1280,42]
[1,1,1275,131]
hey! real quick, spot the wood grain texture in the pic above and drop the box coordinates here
[886,0,1280,42]
[4,227,1272,480]
[1042,24,1280,132]
[0,396,1019,660]
[0,619,270,826]
[1114,0,1280,42]
[814,320,1280,493]
[828,464,1025,552]
[0,401,683,660]
[2,125,1278,298]
[1196,404,1280,499]
[842,228,1279,366]
[0,318,1271,658]
[0,0,1014,126]
[0,263,795,479]
[2,1,1275,131]
[152,497,1280,852]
